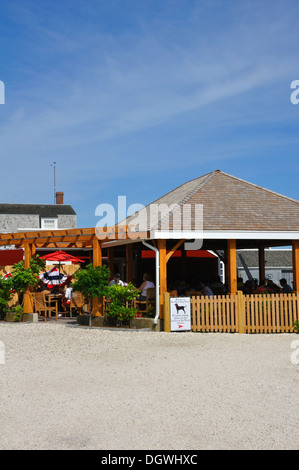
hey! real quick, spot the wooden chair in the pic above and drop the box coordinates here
[103,296,111,316]
[7,292,19,309]
[69,291,85,316]
[134,288,156,313]
[32,293,58,322]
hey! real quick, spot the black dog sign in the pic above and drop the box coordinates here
[170,297,191,332]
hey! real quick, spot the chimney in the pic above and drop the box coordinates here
[55,191,64,205]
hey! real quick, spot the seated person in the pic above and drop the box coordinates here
[199,281,214,297]
[109,273,124,286]
[237,277,244,291]
[63,283,73,308]
[210,276,226,294]
[266,279,281,293]
[279,278,293,293]
[138,273,155,301]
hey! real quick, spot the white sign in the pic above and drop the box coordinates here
[170,297,191,332]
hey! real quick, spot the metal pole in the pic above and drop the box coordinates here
[51,162,56,203]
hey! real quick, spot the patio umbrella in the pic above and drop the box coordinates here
[39,251,84,264]
[39,250,84,291]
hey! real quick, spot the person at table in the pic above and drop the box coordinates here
[210,276,226,294]
[63,282,73,308]
[109,273,124,286]
[279,278,293,293]
[199,281,214,297]
[267,279,281,293]
[137,273,155,301]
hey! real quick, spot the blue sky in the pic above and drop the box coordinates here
[0,0,299,228]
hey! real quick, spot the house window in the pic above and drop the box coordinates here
[41,218,58,229]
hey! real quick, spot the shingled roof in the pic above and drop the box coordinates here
[125,170,299,232]
[0,204,76,217]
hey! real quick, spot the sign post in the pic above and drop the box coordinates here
[170,297,191,332]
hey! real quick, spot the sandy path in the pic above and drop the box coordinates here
[0,321,298,450]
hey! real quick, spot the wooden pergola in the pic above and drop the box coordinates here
[0,227,149,316]
[1,225,299,319]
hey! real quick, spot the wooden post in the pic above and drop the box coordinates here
[236,290,245,333]
[24,242,31,269]
[163,292,171,332]
[227,239,237,295]
[126,244,133,283]
[259,246,265,283]
[92,237,103,316]
[93,237,102,268]
[158,239,167,318]
[23,243,34,315]
[292,240,299,293]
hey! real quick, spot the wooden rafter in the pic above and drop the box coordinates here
[166,239,186,263]
[0,226,150,247]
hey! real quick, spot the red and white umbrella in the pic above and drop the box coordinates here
[39,266,71,288]
[39,251,84,264]
[39,250,84,290]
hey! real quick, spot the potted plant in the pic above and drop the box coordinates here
[105,283,140,327]
[72,264,110,317]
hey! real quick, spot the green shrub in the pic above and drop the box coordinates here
[11,256,45,292]
[72,264,110,311]
[105,283,140,325]
[12,305,23,322]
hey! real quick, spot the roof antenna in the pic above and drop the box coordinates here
[51,162,56,203]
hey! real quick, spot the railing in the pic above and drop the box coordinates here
[244,293,299,333]
[191,294,238,333]
[189,292,299,334]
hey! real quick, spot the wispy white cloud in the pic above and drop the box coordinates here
[0,0,299,219]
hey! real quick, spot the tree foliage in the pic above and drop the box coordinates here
[72,264,110,304]
[11,256,46,292]
[0,276,13,318]
[105,283,140,324]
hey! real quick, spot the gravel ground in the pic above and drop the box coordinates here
[0,319,299,450]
